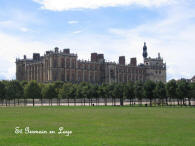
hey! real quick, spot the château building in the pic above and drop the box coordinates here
[16,43,166,83]
[190,76,195,83]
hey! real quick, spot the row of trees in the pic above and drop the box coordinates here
[0,79,194,106]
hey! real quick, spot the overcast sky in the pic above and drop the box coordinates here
[0,0,195,81]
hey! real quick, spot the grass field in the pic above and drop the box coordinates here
[0,106,195,146]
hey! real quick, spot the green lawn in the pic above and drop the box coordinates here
[0,106,195,146]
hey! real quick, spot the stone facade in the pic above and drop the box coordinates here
[191,76,195,83]
[16,43,166,83]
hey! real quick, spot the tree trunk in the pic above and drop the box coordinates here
[88,98,90,106]
[120,98,124,106]
[177,99,179,106]
[41,97,43,106]
[166,98,168,106]
[150,98,152,107]
[33,98,35,107]
[68,98,69,106]
[188,98,191,106]
[182,98,185,106]
[129,98,131,106]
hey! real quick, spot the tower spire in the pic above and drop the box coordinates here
[143,42,148,59]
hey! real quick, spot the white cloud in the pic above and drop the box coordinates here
[1,0,194,81]
[0,20,13,26]
[0,20,32,33]
[33,0,176,11]
[108,3,195,80]
[68,20,78,24]
[20,27,29,32]
[73,30,82,34]
[0,32,50,80]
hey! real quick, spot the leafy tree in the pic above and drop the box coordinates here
[2,81,9,106]
[113,83,124,106]
[69,84,77,106]
[98,84,106,106]
[107,83,115,106]
[92,84,99,106]
[20,80,28,87]
[189,82,195,106]
[176,79,190,106]
[78,82,88,106]
[3,79,194,108]
[42,83,56,106]
[5,80,23,106]
[86,83,93,106]
[53,81,64,89]
[166,79,177,106]
[39,83,45,105]
[76,84,84,106]
[82,83,90,106]
[58,83,72,106]
[0,81,6,106]
[144,80,156,106]
[24,80,41,106]
[102,83,109,106]
[119,84,124,106]
[53,81,63,105]
[155,81,166,106]
[134,81,144,106]
[20,80,28,105]
[124,81,135,106]
[88,84,98,106]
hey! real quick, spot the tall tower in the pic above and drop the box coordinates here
[143,42,148,59]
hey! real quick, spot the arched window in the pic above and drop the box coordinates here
[66,58,70,68]
[61,58,65,67]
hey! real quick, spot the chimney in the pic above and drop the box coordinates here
[97,54,104,60]
[158,52,161,59]
[97,54,104,63]
[33,53,40,61]
[63,48,70,54]
[130,58,137,66]
[24,55,26,59]
[91,53,98,62]
[55,47,59,53]
[119,56,125,65]
[46,51,50,55]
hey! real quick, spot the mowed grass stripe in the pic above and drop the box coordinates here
[0,107,194,146]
